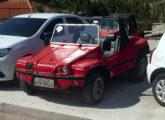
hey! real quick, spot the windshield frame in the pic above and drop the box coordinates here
[51,24,100,46]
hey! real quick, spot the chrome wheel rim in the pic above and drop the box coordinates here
[138,57,147,77]
[93,77,104,100]
[155,79,165,103]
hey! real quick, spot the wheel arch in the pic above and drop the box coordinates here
[138,45,149,56]
[86,66,110,82]
[22,54,33,58]
[151,68,165,83]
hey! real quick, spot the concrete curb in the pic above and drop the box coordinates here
[0,102,88,120]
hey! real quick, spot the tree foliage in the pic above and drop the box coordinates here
[30,0,164,30]
[0,0,7,2]
[31,1,44,12]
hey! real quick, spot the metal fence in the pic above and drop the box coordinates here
[0,8,35,19]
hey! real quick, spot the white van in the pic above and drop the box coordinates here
[0,13,86,82]
[147,33,165,106]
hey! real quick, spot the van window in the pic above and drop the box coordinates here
[66,17,83,33]
[43,18,63,33]
[66,17,83,24]
[0,18,46,37]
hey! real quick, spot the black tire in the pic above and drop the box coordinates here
[20,79,36,95]
[128,54,147,82]
[13,71,20,86]
[141,33,145,38]
[82,71,105,105]
[152,74,165,107]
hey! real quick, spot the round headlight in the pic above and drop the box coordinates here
[26,63,33,70]
[62,66,68,73]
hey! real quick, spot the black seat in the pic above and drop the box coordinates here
[103,34,118,58]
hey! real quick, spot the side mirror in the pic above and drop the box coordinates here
[40,32,52,40]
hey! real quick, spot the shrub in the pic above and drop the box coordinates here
[0,18,5,23]
[31,1,44,12]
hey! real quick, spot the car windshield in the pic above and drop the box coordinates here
[93,19,119,30]
[51,24,99,45]
[0,18,46,37]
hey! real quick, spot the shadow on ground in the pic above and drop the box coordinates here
[0,81,20,91]
[0,74,152,109]
[31,73,152,109]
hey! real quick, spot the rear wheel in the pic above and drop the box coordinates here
[20,79,36,95]
[128,54,147,82]
[82,71,105,105]
[152,74,165,107]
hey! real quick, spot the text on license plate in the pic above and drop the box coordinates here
[34,77,54,88]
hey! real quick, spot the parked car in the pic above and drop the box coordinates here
[0,13,86,82]
[147,34,165,107]
[109,13,144,37]
[16,16,149,104]
[83,13,144,37]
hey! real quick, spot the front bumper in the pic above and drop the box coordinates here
[16,69,85,89]
[0,56,16,81]
[147,64,159,84]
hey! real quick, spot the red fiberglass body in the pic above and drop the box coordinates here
[16,24,149,90]
[100,27,144,37]
[16,44,102,89]
[100,30,119,37]
[91,14,144,38]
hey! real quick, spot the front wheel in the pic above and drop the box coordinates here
[128,54,147,82]
[20,79,36,95]
[153,74,165,107]
[82,71,105,105]
[13,71,20,85]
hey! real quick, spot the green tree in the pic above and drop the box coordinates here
[30,0,164,30]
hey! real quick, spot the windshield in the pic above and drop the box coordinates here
[0,18,46,37]
[51,24,99,45]
[93,19,119,30]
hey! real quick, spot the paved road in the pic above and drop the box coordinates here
[148,40,159,51]
[0,40,164,120]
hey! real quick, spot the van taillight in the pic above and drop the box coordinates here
[150,48,156,63]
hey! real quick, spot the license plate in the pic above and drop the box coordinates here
[34,77,54,88]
